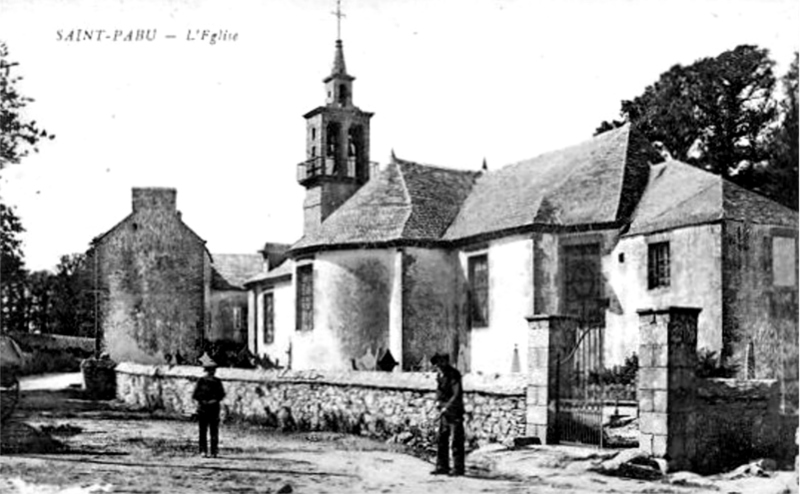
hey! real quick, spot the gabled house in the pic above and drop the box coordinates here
[91,188,264,364]
[247,36,798,409]
[90,188,212,364]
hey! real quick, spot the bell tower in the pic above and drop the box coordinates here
[298,5,373,235]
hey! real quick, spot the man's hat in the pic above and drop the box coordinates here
[199,352,218,368]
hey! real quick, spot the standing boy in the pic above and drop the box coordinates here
[192,354,226,458]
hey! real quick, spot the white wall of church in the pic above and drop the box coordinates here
[252,281,294,367]
[292,249,397,370]
[462,235,533,375]
[604,223,723,366]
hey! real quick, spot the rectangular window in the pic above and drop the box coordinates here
[296,264,314,331]
[647,242,670,289]
[772,236,797,287]
[232,307,243,331]
[263,292,275,345]
[563,243,602,323]
[468,254,489,327]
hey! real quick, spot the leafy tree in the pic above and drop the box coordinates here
[26,269,53,333]
[597,45,778,185]
[0,41,55,333]
[0,203,28,332]
[50,253,96,336]
[0,41,54,169]
[762,53,799,209]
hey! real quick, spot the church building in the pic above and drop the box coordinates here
[245,34,798,407]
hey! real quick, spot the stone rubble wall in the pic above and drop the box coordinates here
[116,363,526,448]
[694,378,797,473]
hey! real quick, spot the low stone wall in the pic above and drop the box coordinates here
[116,363,526,449]
[694,378,797,473]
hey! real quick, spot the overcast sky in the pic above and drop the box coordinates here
[1,0,798,272]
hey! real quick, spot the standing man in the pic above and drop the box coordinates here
[430,353,465,476]
[193,353,226,458]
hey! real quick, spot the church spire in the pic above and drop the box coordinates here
[330,39,348,78]
[297,0,374,235]
[327,0,350,80]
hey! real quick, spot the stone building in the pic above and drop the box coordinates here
[91,188,262,364]
[208,254,264,345]
[247,36,798,407]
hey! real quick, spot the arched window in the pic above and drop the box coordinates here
[326,123,339,157]
[746,340,756,379]
[338,84,348,105]
[347,126,363,179]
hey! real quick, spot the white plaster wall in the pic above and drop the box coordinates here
[462,235,533,375]
[605,224,723,366]
[247,290,256,354]
[254,281,294,367]
[292,249,397,371]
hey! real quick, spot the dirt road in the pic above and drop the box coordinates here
[1,381,796,494]
[1,387,539,494]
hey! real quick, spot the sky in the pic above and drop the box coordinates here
[0,0,798,272]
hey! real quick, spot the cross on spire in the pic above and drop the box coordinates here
[332,0,346,40]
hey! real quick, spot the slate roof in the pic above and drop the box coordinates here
[211,254,264,290]
[291,158,479,251]
[290,124,795,254]
[243,259,293,287]
[626,160,798,236]
[444,124,641,239]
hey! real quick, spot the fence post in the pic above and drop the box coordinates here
[525,315,578,444]
[637,307,700,471]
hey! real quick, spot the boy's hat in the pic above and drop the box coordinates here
[199,352,218,368]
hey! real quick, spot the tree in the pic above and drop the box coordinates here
[597,45,778,186]
[762,53,799,210]
[1,41,55,333]
[26,269,54,333]
[48,253,95,336]
[0,203,28,332]
[0,41,54,169]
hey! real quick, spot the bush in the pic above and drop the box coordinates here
[18,348,82,376]
[200,340,256,369]
[695,349,739,378]
[588,353,639,386]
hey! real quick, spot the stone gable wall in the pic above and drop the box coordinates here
[93,189,209,364]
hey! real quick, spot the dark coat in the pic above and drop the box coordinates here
[436,365,464,419]
[193,375,226,410]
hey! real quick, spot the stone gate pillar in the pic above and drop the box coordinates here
[637,307,700,471]
[525,315,578,444]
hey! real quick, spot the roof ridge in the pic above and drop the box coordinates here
[394,159,420,239]
[394,156,481,177]
[497,123,632,174]
[612,124,633,221]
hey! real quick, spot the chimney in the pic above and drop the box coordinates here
[260,242,290,272]
[132,188,177,213]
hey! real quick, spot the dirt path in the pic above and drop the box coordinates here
[1,388,536,494]
[1,386,797,494]
[19,372,83,391]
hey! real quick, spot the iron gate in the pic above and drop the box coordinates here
[555,325,605,446]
